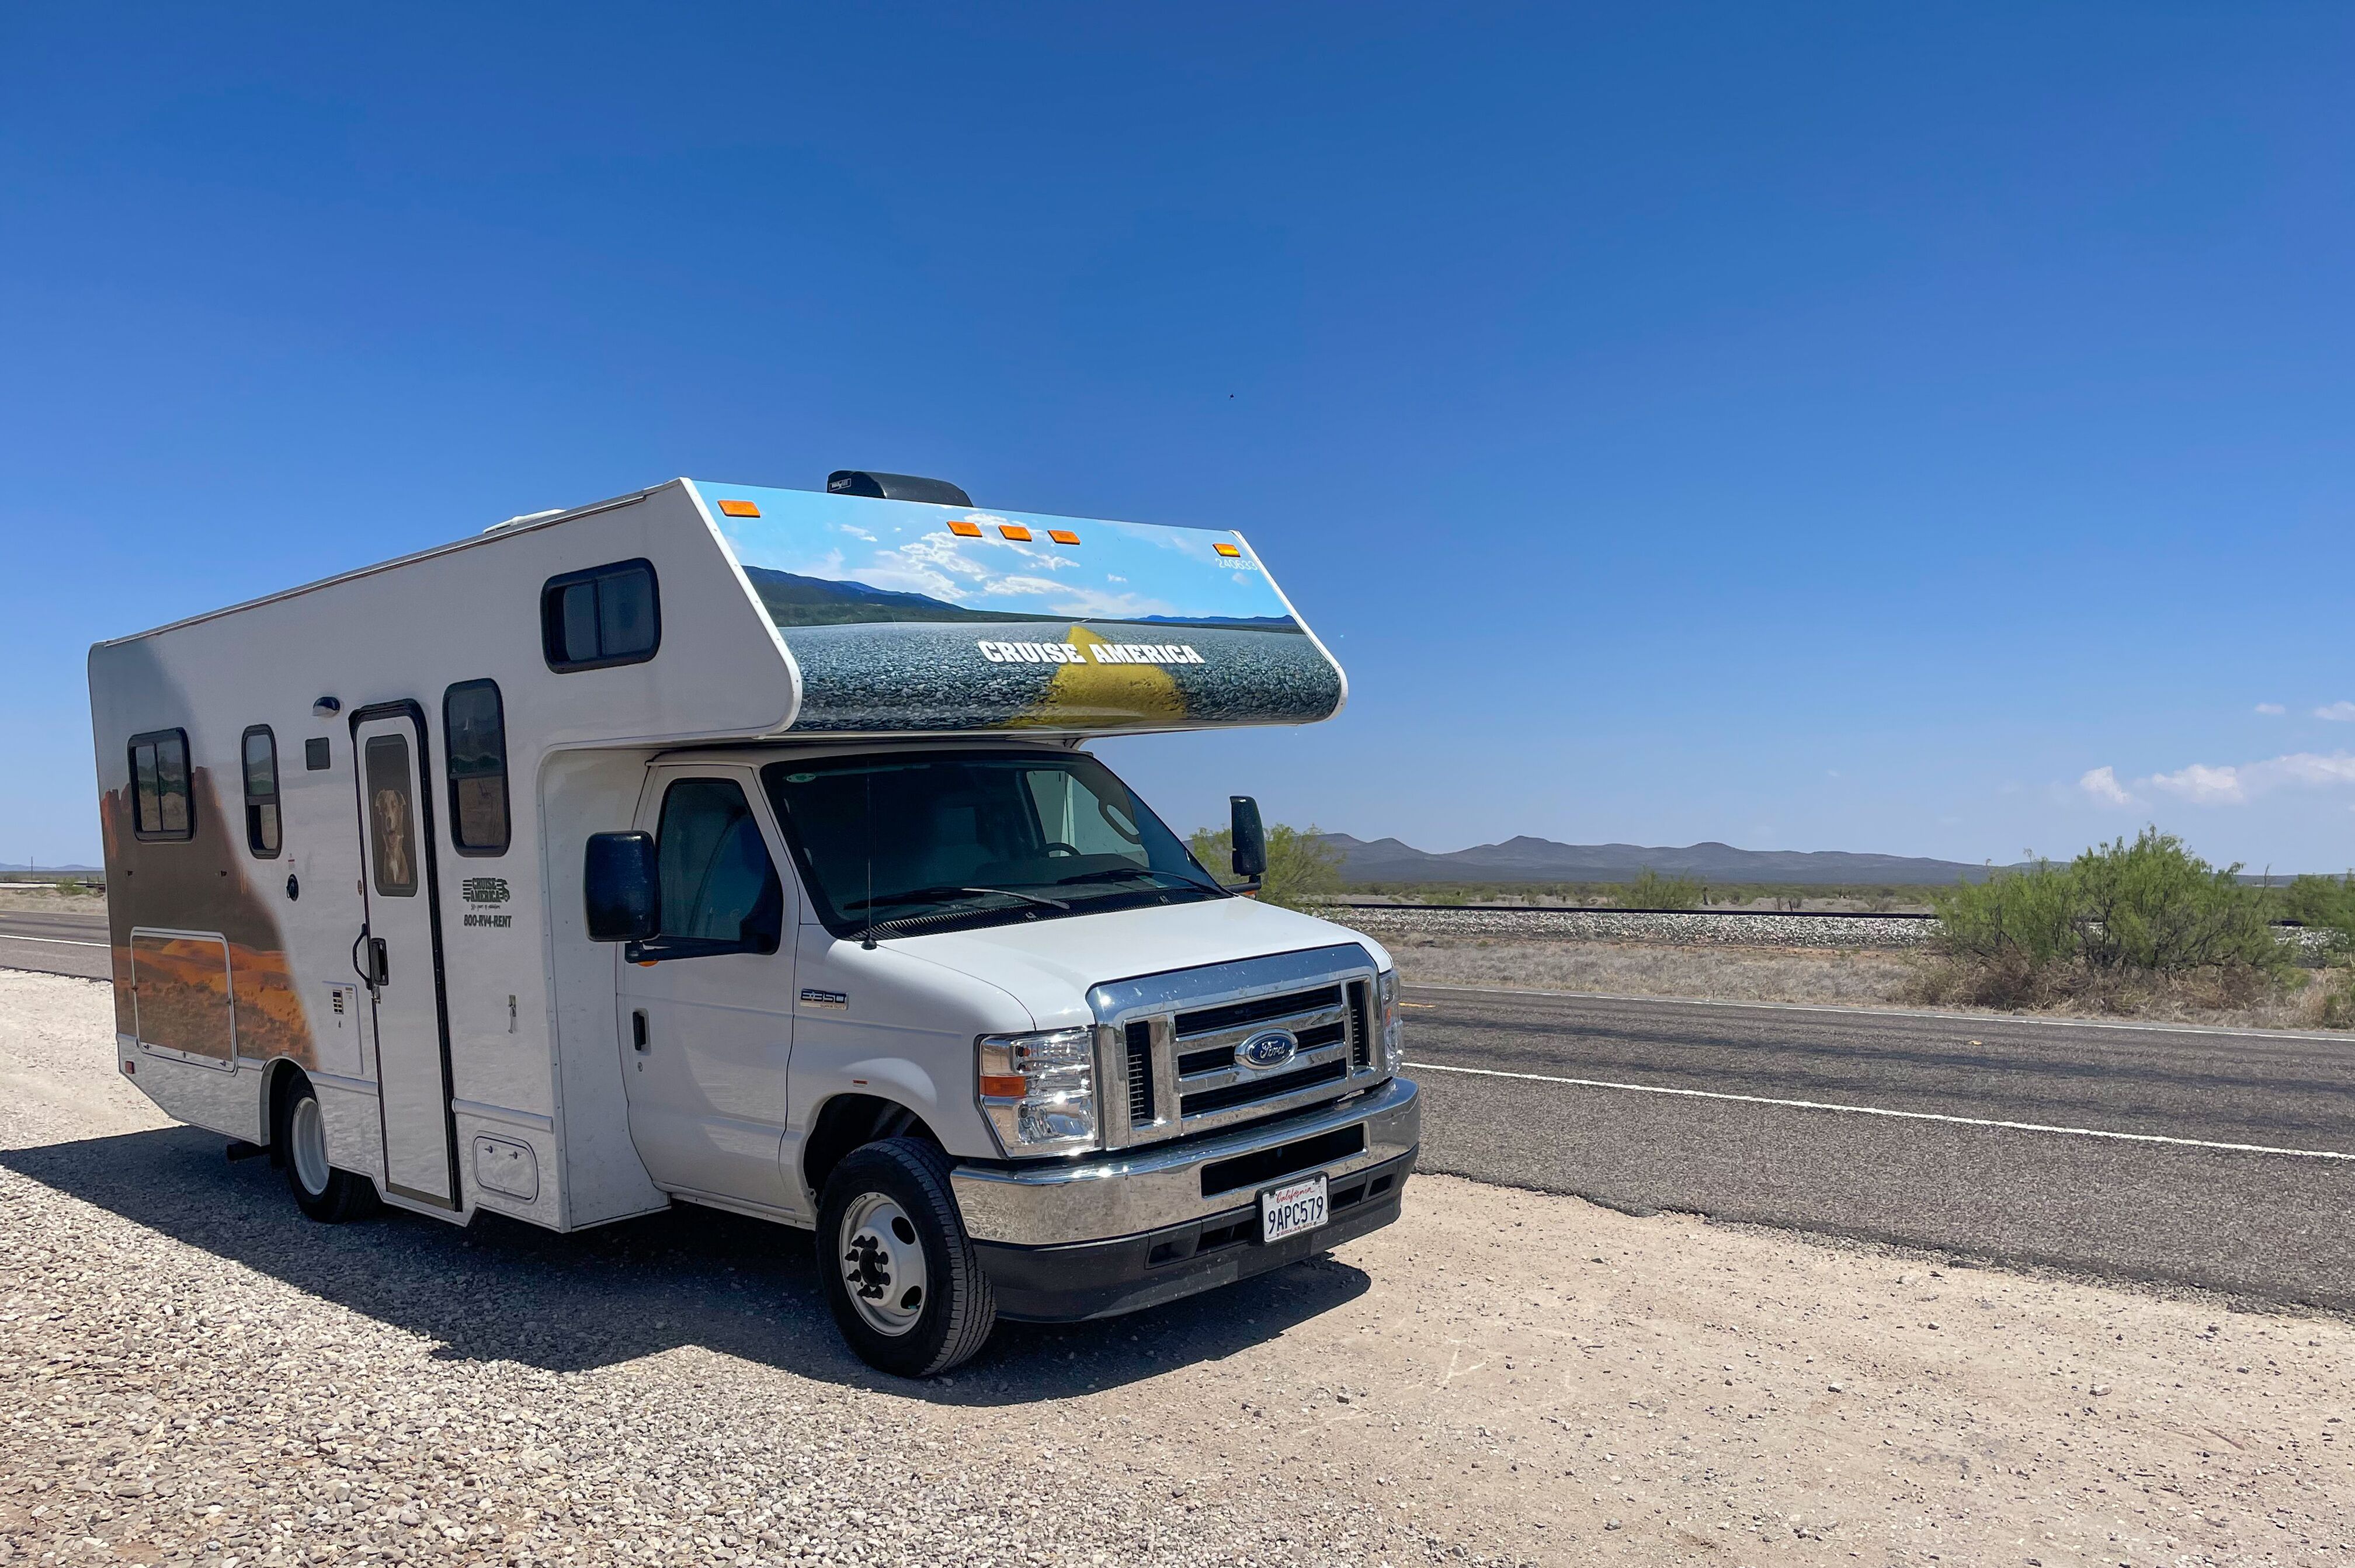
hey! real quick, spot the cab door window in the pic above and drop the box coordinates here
[656,778,783,955]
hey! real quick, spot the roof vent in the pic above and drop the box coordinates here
[826,470,972,507]
[484,509,565,534]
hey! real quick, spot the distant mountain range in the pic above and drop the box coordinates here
[743,567,1301,632]
[1317,834,2017,886]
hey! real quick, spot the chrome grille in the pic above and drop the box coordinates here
[1089,944,1388,1149]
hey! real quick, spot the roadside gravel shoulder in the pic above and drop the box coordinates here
[5,969,2351,1566]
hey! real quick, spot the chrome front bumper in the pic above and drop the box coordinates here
[950,1076,1420,1247]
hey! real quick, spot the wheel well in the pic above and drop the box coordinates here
[803,1094,937,1201]
[262,1059,311,1165]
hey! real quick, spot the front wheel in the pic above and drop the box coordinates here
[817,1138,996,1377]
[279,1075,378,1223]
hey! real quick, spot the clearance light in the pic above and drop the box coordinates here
[717,499,761,518]
[999,524,1033,541]
[949,519,984,538]
[1047,529,1081,545]
[1213,542,1242,558]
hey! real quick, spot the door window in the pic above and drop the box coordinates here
[657,778,783,954]
[241,726,282,857]
[364,734,421,897]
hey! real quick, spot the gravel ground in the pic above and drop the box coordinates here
[7,969,2355,1566]
[1335,906,1941,950]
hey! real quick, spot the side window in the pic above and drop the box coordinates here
[363,734,420,898]
[241,726,282,857]
[443,680,510,855]
[541,558,660,672]
[656,777,782,954]
[128,729,194,841]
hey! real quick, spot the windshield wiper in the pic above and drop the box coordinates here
[842,883,1071,913]
[1055,865,1224,896]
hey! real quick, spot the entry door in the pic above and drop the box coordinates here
[353,708,459,1207]
[617,770,797,1212]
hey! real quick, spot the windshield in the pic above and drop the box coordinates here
[761,750,1228,938]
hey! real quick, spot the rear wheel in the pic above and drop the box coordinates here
[277,1075,378,1223]
[817,1138,996,1377]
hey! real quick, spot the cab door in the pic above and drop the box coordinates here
[616,767,798,1212]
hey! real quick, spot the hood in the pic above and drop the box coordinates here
[886,896,1392,1030]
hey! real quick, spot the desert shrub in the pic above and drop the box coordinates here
[1188,822,1346,911]
[1623,867,1704,909]
[1926,860,2081,1006]
[1925,829,2291,1011]
[2284,872,2355,949]
[2071,829,2285,979]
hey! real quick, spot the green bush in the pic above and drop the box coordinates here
[1187,822,1346,911]
[2284,872,2355,948]
[1622,867,1704,910]
[2071,829,2284,978]
[1926,828,2291,1009]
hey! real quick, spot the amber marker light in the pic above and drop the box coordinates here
[978,1073,1029,1098]
[1047,529,1081,545]
[1213,541,1242,558]
[949,519,984,538]
[999,524,1033,541]
[717,499,761,518]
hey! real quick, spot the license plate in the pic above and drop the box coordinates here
[1259,1173,1328,1244]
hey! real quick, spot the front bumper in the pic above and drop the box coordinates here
[975,1147,1416,1322]
[950,1075,1420,1247]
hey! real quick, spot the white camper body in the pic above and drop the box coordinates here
[88,477,1418,1374]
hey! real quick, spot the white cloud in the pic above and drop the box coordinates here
[2316,701,2355,721]
[2132,750,2355,806]
[2078,766,2138,807]
[2255,703,2286,716]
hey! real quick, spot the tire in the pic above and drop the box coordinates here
[277,1075,379,1223]
[816,1138,996,1378]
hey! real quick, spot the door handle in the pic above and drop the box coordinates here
[350,929,389,990]
[631,1010,649,1052]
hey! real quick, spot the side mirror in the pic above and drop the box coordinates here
[583,832,658,942]
[1229,795,1267,885]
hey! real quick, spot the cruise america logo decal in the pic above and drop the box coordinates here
[975,639,1205,666]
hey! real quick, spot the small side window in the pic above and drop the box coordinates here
[443,679,510,856]
[541,558,661,672]
[241,726,282,857]
[128,729,194,842]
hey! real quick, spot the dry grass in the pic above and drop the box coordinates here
[1386,933,2354,1031]
[0,887,105,916]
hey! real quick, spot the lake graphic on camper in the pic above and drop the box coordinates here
[692,479,1346,732]
[781,621,1343,731]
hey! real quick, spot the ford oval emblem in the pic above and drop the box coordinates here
[1236,1028,1299,1070]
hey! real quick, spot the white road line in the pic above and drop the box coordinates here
[0,933,106,948]
[1402,981,2355,1044]
[1403,1059,2355,1162]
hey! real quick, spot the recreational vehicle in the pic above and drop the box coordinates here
[86,472,1418,1375]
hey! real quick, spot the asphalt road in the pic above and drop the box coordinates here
[0,908,109,980]
[5,908,2349,1309]
[1402,982,2355,1312]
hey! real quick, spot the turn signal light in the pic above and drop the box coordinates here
[717,499,761,518]
[978,1073,1029,1098]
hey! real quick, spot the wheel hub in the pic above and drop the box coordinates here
[839,1191,928,1337]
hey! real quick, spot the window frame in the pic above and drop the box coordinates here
[239,725,282,858]
[441,679,512,857]
[540,558,662,673]
[127,728,195,843]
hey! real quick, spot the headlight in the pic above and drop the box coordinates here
[976,1027,1099,1155]
[1376,969,1402,1074]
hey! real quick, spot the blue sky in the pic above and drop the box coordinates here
[7,4,2355,871]
[700,482,1297,624]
